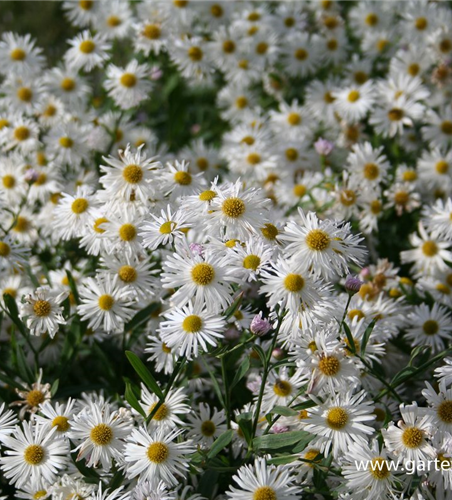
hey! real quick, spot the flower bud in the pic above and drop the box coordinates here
[250,313,271,336]
[345,274,364,295]
[314,137,334,156]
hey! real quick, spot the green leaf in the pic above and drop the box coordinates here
[224,292,244,320]
[0,371,27,391]
[125,302,160,332]
[342,321,356,355]
[268,455,299,465]
[4,294,27,335]
[16,343,34,384]
[251,344,267,368]
[124,378,146,418]
[268,406,298,417]
[238,417,253,447]
[51,379,59,397]
[230,357,249,389]
[253,430,311,451]
[361,319,377,355]
[65,270,79,304]
[125,351,164,399]
[204,361,226,409]
[207,429,234,460]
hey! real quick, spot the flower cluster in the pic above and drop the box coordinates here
[1,1,452,500]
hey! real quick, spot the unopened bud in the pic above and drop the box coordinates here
[345,275,364,294]
[250,313,271,336]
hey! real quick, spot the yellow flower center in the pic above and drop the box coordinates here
[33,490,47,499]
[98,294,114,311]
[368,457,391,480]
[13,216,29,233]
[441,121,452,135]
[24,445,45,465]
[415,17,427,30]
[365,12,379,26]
[422,241,438,256]
[162,343,171,353]
[222,40,235,53]
[408,63,420,76]
[118,265,137,283]
[327,39,338,51]
[348,309,365,320]
[143,24,161,40]
[256,42,268,55]
[370,200,382,215]
[33,300,51,317]
[191,263,215,286]
[287,112,301,125]
[402,427,424,448]
[147,442,169,463]
[199,190,216,202]
[107,15,121,27]
[436,161,449,174]
[0,241,11,257]
[90,423,113,445]
[26,389,45,407]
[11,48,26,61]
[79,0,93,10]
[284,273,305,292]
[43,105,57,117]
[253,486,277,500]
[306,229,330,251]
[261,223,278,240]
[182,314,203,333]
[52,416,70,432]
[440,39,452,53]
[2,175,15,189]
[423,319,439,335]
[340,189,356,206]
[243,254,261,271]
[119,223,136,241]
[123,164,143,184]
[394,191,409,205]
[247,153,261,165]
[318,355,341,376]
[304,448,320,467]
[347,90,360,102]
[437,400,452,423]
[93,217,108,234]
[326,407,348,430]
[120,73,137,88]
[149,402,169,421]
[79,40,95,54]
[222,197,245,218]
[174,171,192,185]
[3,288,17,298]
[273,379,292,397]
[159,221,176,234]
[71,198,89,214]
[17,87,33,102]
[188,46,203,61]
[61,78,76,91]
[295,48,308,60]
[363,163,379,180]
[211,4,223,17]
[235,96,248,109]
[14,126,30,141]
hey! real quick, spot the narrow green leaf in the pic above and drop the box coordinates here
[342,321,356,354]
[253,430,311,450]
[51,379,59,397]
[124,378,146,418]
[0,371,27,391]
[4,294,27,335]
[16,343,34,384]
[251,344,267,368]
[268,406,298,417]
[238,418,253,447]
[224,292,244,320]
[125,351,164,399]
[204,361,226,409]
[207,429,234,460]
[361,319,377,355]
[268,455,299,465]
[66,270,79,304]
[125,302,160,332]
[230,357,249,389]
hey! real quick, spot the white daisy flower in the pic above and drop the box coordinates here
[0,32,44,77]
[0,421,69,489]
[260,367,308,414]
[104,60,153,110]
[0,402,18,442]
[332,80,375,123]
[226,237,273,282]
[0,115,40,153]
[139,385,190,430]
[435,358,452,388]
[281,209,367,279]
[422,381,452,436]
[139,204,191,250]
[64,30,111,72]
[161,243,237,313]
[69,401,133,470]
[304,390,375,459]
[401,222,452,277]
[101,212,145,257]
[382,402,435,471]
[53,185,98,241]
[77,274,135,333]
[160,160,206,202]
[227,457,301,500]
[424,197,452,239]
[100,144,161,206]
[44,122,90,167]
[159,301,226,360]
[124,427,194,486]
[34,398,77,437]
[145,335,176,375]
[187,403,227,448]
[405,303,452,353]
[19,286,68,338]
[62,0,99,28]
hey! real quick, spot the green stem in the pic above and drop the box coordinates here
[251,313,284,439]
[221,356,231,429]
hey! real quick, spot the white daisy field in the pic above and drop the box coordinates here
[1,0,452,499]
